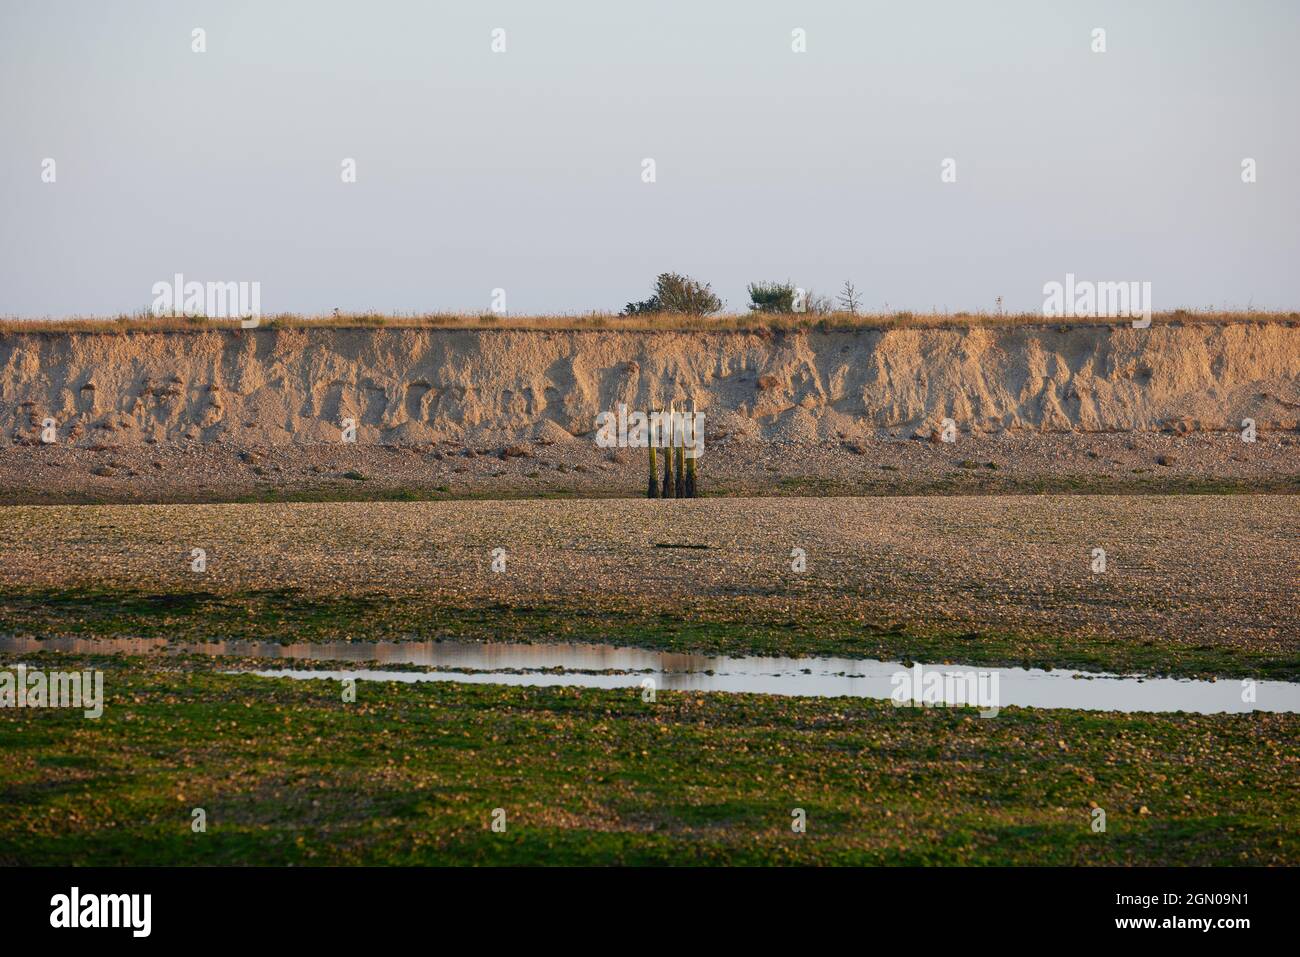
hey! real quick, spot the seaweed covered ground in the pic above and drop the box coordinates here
[1,655,1295,866]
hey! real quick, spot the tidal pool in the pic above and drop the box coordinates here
[2,635,1296,714]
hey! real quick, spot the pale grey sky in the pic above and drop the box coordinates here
[2,0,1297,316]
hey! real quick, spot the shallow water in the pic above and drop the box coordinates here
[2,635,1295,715]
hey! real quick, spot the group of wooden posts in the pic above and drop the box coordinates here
[647,399,698,499]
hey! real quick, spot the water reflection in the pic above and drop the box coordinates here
[2,635,1295,714]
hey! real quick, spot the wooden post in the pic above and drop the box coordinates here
[662,401,675,498]
[674,401,685,499]
[685,398,697,498]
[647,414,660,499]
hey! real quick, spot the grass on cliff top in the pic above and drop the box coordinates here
[2,309,1298,336]
[0,656,1294,865]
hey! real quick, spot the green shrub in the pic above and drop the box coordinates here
[746,282,834,315]
[622,273,724,316]
[747,281,797,313]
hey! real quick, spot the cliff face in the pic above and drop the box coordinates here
[2,322,1298,446]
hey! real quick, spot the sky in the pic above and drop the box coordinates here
[2,0,1298,316]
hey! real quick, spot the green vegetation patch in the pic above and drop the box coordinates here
[2,586,1296,679]
[0,658,1293,866]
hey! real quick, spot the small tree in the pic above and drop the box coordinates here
[838,281,862,314]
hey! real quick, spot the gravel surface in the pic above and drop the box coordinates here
[1,496,1295,665]
[1,431,1296,503]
